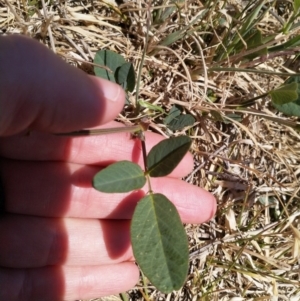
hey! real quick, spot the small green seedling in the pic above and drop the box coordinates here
[59,50,193,293]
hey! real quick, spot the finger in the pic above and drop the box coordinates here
[0,264,139,301]
[2,160,216,223]
[0,123,194,177]
[0,35,124,136]
[0,215,133,268]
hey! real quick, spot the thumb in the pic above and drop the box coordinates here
[0,35,125,136]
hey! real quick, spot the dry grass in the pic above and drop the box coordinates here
[2,0,300,300]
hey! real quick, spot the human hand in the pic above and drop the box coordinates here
[0,35,216,301]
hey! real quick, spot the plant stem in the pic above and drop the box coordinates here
[139,131,153,193]
[237,91,269,107]
[55,124,143,136]
[140,132,148,173]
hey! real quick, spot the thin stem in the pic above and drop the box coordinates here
[237,92,269,107]
[146,174,153,194]
[139,131,153,193]
[55,124,142,137]
[140,133,148,173]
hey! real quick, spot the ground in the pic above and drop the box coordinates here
[1,0,300,300]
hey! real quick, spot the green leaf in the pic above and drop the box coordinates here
[269,35,300,52]
[93,161,146,193]
[116,62,136,92]
[152,3,172,24]
[147,136,192,177]
[163,106,195,130]
[234,29,267,60]
[163,105,181,125]
[216,1,266,60]
[157,29,186,48]
[131,193,189,293]
[223,113,243,124]
[139,100,165,113]
[294,0,300,13]
[239,0,265,34]
[272,76,300,117]
[94,50,126,82]
[210,111,243,124]
[245,29,268,59]
[257,195,278,207]
[167,114,195,131]
[153,0,184,24]
[149,9,208,55]
[269,82,298,105]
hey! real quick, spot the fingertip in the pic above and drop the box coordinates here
[205,191,217,221]
[187,187,217,224]
[64,263,139,300]
[151,178,217,224]
[0,35,125,135]
[87,76,125,125]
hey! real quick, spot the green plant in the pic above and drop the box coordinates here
[270,76,300,117]
[236,74,300,123]
[57,2,300,299]
[93,134,191,293]
[60,50,194,293]
[93,50,192,293]
[105,1,300,299]
[163,105,195,131]
[11,0,300,299]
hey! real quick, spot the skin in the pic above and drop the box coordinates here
[0,35,217,301]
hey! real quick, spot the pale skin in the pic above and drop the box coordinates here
[0,35,217,301]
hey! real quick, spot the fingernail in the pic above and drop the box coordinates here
[102,81,122,102]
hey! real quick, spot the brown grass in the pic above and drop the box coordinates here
[2,0,300,300]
